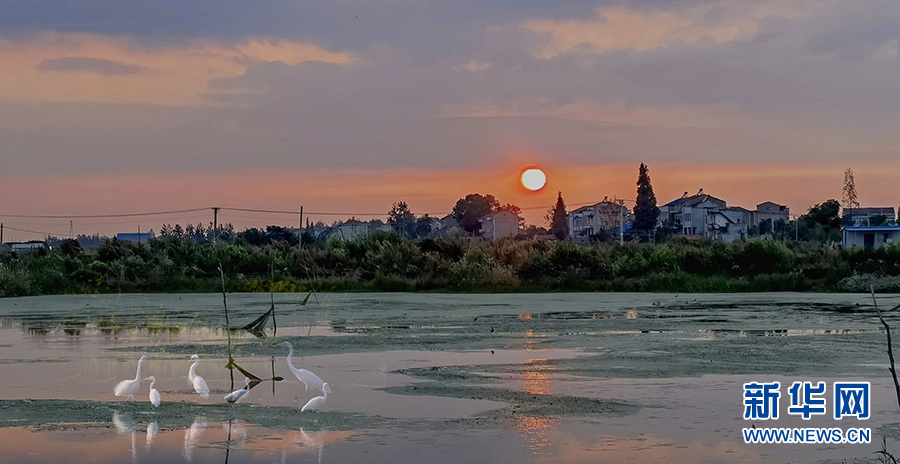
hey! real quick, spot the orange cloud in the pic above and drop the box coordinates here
[0,32,356,105]
[440,100,752,129]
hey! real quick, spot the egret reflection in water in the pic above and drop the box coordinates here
[184,416,207,462]
[145,421,158,451]
[296,427,328,464]
[111,412,137,463]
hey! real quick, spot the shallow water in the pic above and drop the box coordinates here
[1,292,899,463]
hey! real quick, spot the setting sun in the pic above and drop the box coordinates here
[521,168,547,191]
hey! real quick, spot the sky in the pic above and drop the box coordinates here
[1,0,900,241]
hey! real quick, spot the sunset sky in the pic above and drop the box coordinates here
[2,0,900,241]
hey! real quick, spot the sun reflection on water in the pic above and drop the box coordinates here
[515,329,561,455]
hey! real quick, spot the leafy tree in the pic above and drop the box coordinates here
[500,203,525,228]
[804,199,841,229]
[60,239,83,256]
[546,191,569,240]
[387,202,417,239]
[842,168,859,209]
[416,215,435,238]
[452,194,500,235]
[633,163,660,242]
[870,215,888,226]
[759,218,773,236]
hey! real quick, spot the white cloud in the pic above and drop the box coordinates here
[521,0,830,58]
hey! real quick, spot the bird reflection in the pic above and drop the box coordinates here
[184,416,207,462]
[112,412,137,463]
[296,427,327,464]
[145,421,158,451]
[223,418,248,464]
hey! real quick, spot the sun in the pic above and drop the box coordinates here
[521,168,547,191]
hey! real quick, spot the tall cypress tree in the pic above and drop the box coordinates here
[547,191,569,240]
[633,163,659,242]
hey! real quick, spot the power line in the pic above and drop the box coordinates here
[2,200,623,222]
[0,207,209,219]
[3,225,73,238]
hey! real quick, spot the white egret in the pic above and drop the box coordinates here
[145,376,161,407]
[276,342,326,394]
[301,383,331,412]
[188,354,210,399]
[114,355,147,400]
[225,377,251,403]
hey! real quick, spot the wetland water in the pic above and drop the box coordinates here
[0,292,899,463]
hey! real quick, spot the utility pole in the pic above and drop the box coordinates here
[138,225,141,244]
[298,205,304,248]
[1,223,3,245]
[619,199,625,245]
[69,220,74,238]
[213,207,220,243]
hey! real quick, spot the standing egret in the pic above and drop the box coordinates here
[276,342,326,394]
[188,354,210,399]
[301,383,331,412]
[145,376,161,407]
[114,355,147,400]
[225,377,251,403]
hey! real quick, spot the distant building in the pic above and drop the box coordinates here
[433,214,464,238]
[567,200,630,242]
[756,202,790,226]
[843,226,900,249]
[480,210,519,240]
[661,189,727,237]
[708,209,746,242]
[334,218,370,241]
[10,241,45,253]
[116,231,155,243]
[842,207,896,227]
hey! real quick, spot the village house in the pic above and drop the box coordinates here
[334,218,370,240]
[116,231,155,243]
[480,210,520,240]
[567,200,630,242]
[842,207,896,226]
[661,190,727,237]
[843,226,900,249]
[708,208,747,242]
[756,201,790,226]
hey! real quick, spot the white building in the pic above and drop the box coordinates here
[567,201,629,242]
[842,207,896,227]
[335,218,371,240]
[756,202,790,226]
[843,226,900,249]
[661,190,727,237]
[480,210,520,240]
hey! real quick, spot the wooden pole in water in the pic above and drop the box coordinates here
[872,286,900,412]
[220,264,234,390]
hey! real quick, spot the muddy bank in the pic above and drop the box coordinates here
[380,383,637,417]
[0,399,386,431]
